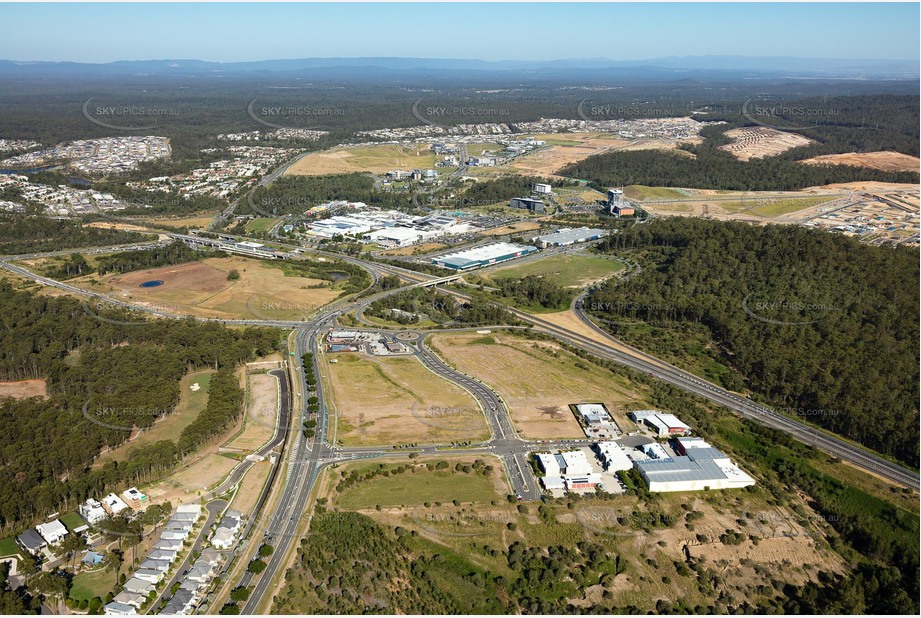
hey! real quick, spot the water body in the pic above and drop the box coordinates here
[327,271,348,282]
[139,280,164,288]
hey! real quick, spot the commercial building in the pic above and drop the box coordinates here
[536,453,563,477]
[565,473,604,490]
[79,498,108,525]
[596,442,633,472]
[641,443,671,460]
[36,519,68,545]
[533,227,608,248]
[534,183,552,194]
[509,197,545,213]
[635,449,756,493]
[433,242,537,271]
[575,403,612,425]
[612,203,635,217]
[643,413,692,437]
[606,188,636,217]
[364,226,434,248]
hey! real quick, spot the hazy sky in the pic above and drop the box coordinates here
[1,2,918,63]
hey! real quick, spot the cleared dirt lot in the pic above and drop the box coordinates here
[224,371,279,451]
[505,133,630,177]
[145,452,239,504]
[0,379,47,399]
[326,351,488,445]
[719,126,814,160]
[74,256,341,320]
[429,333,646,439]
[800,150,921,172]
[286,143,436,176]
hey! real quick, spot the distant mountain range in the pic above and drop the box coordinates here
[0,55,917,80]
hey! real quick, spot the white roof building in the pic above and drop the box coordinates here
[210,527,236,550]
[596,442,633,472]
[643,413,692,437]
[176,504,202,516]
[541,476,566,491]
[102,493,129,515]
[36,519,68,545]
[536,453,562,476]
[133,568,164,584]
[113,591,145,609]
[122,577,155,595]
[79,498,108,525]
[641,443,671,460]
[560,450,594,477]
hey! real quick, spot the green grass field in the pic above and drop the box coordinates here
[245,218,280,233]
[60,511,85,532]
[0,537,21,558]
[464,143,502,156]
[335,463,502,509]
[96,369,213,464]
[486,254,625,288]
[70,568,118,603]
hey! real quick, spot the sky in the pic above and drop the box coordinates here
[0,2,918,63]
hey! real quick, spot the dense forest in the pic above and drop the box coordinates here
[93,241,219,276]
[559,146,918,191]
[560,95,920,190]
[699,94,920,157]
[0,215,152,255]
[0,283,279,531]
[587,218,919,464]
[456,175,577,206]
[240,173,412,217]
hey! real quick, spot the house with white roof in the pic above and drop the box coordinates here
[79,498,108,525]
[36,519,68,545]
